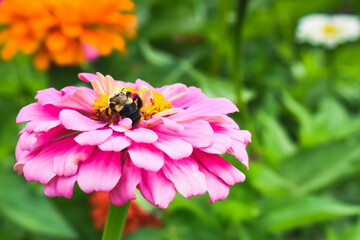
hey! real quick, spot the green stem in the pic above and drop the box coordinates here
[101,201,130,240]
[232,0,249,118]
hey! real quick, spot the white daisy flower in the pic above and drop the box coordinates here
[296,14,360,48]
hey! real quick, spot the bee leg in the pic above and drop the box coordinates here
[107,108,115,124]
[105,107,114,123]
[133,95,143,108]
[105,107,110,117]
[111,112,117,123]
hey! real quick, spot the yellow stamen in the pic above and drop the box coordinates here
[323,25,339,35]
[141,91,173,120]
[92,93,109,112]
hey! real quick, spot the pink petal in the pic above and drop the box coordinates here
[109,158,141,206]
[198,166,229,204]
[128,144,164,171]
[59,109,106,131]
[53,145,94,177]
[223,116,240,130]
[15,142,39,175]
[193,150,245,186]
[90,79,105,97]
[110,118,132,132]
[200,133,232,154]
[228,140,249,169]
[237,130,252,144]
[96,73,108,94]
[18,132,37,151]
[171,86,207,109]
[23,137,75,184]
[15,141,24,162]
[162,156,206,198]
[152,108,184,118]
[24,120,61,133]
[157,83,188,101]
[15,141,30,167]
[139,170,176,209]
[140,89,151,109]
[170,98,238,122]
[16,103,60,123]
[199,116,228,125]
[60,88,96,112]
[214,126,251,144]
[124,128,158,143]
[36,86,87,108]
[145,117,184,132]
[177,120,215,148]
[77,150,122,193]
[170,115,228,125]
[98,134,131,152]
[32,127,72,150]
[189,98,239,115]
[78,73,98,82]
[211,126,250,169]
[14,163,25,175]
[105,75,116,94]
[153,132,192,160]
[134,79,153,89]
[35,88,65,106]
[43,175,77,199]
[74,129,113,145]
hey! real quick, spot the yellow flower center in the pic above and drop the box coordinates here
[91,87,173,123]
[92,93,110,112]
[323,25,339,35]
[141,91,173,120]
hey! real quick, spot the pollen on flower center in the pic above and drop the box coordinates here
[323,25,339,35]
[141,91,173,120]
[93,94,110,112]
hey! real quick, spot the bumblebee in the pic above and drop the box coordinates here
[106,88,143,127]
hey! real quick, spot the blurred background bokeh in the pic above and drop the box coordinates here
[1,0,360,239]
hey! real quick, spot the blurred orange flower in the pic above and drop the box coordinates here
[0,0,137,70]
[89,192,162,236]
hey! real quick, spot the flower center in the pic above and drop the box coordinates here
[91,87,173,123]
[93,93,110,113]
[141,91,173,120]
[323,25,339,35]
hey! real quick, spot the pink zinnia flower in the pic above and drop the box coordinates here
[15,73,251,208]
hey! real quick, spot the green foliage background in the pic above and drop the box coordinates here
[1,0,360,239]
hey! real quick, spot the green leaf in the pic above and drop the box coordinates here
[167,197,218,229]
[256,111,296,163]
[282,91,313,139]
[213,199,257,224]
[281,132,360,193]
[261,195,360,232]
[283,93,360,147]
[139,40,175,66]
[0,168,76,239]
[310,98,360,145]
[187,68,255,103]
[249,163,296,197]
[340,220,360,240]
[0,55,47,102]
